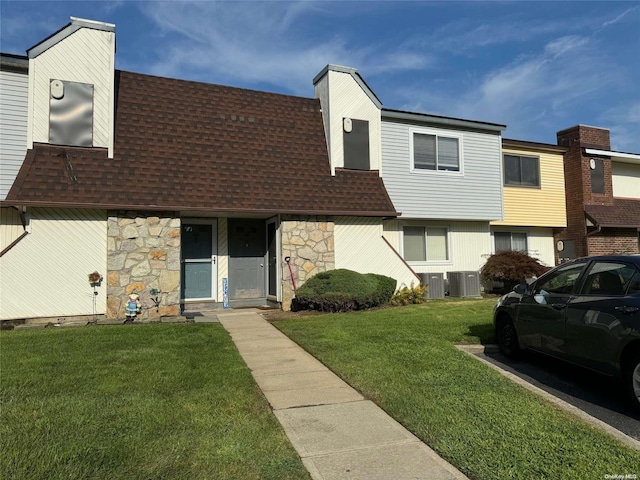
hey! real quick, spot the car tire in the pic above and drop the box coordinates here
[625,351,640,412]
[497,315,520,359]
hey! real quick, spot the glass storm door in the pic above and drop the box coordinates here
[228,219,266,300]
[181,222,217,300]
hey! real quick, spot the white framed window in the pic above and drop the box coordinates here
[494,232,528,252]
[504,154,540,187]
[403,226,449,262]
[410,128,462,173]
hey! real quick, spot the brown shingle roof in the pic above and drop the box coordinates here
[584,199,640,228]
[4,71,398,217]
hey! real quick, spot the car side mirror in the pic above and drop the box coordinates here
[514,282,528,295]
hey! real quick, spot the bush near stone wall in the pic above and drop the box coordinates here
[292,269,396,312]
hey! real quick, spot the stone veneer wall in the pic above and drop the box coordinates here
[107,211,181,319]
[281,216,335,311]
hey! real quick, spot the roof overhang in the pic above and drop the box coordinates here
[0,199,399,218]
[27,17,115,58]
[0,53,29,73]
[382,108,506,133]
[503,138,567,154]
[584,148,640,165]
[313,64,382,109]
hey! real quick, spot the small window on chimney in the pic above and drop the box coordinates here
[343,119,370,170]
[49,79,94,147]
[590,158,604,194]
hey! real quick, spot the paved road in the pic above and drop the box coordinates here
[476,348,640,441]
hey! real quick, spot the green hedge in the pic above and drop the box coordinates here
[293,269,397,312]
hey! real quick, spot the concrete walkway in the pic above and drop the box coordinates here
[218,310,468,480]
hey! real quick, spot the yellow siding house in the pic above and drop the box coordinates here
[491,139,567,266]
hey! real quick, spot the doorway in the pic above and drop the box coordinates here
[181,220,217,300]
[228,219,266,300]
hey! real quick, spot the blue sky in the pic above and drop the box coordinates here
[2,1,639,151]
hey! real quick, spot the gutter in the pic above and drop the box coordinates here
[382,108,506,133]
[0,200,400,219]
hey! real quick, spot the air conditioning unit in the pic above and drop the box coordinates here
[448,271,481,298]
[418,273,445,299]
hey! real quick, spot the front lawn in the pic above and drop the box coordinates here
[276,299,640,480]
[0,324,309,480]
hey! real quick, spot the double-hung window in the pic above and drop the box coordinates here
[403,226,449,262]
[494,232,528,252]
[504,154,540,187]
[412,130,461,172]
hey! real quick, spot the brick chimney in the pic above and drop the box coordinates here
[555,125,612,259]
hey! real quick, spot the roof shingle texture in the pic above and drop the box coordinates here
[584,199,640,228]
[6,71,397,217]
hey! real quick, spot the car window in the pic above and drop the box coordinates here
[624,270,640,295]
[534,262,587,295]
[580,262,637,296]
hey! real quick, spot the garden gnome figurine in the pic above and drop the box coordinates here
[124,291,141,323]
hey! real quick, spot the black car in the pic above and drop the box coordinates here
[493,255,640,410]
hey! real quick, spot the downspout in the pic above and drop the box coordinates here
[586,225,602,236]
[0,206,29,257]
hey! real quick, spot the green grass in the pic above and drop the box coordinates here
[276,299,640,480]
[0,324,309,480]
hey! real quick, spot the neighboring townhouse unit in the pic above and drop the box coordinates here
[490,139,567,266]
[0,54,28,202]
[0,18,418,322]
[555,125,640,260]
[314,65,506,291]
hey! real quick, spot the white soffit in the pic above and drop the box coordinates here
[585,148,640,164]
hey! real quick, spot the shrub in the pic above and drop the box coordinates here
[390,284,428,306]
[293,269,397,312]
[366,273,397,306]
[480,250,550,293]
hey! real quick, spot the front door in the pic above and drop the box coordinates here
[229,219,266,300]
[181,221,217,300]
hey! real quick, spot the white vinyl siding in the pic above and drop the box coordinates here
[385,220,492,274]
[334,217,419,289]
[0,208,107,320]
[382,120,503,220]
[29,27,115,156]
[0,70,28,200]
[612,161,640,199]
[314,69,381,174]
[0,207,25,251]
[491,226,556,267]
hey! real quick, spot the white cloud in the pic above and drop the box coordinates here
[0,13,61,54]
[601,5,639,28]
[393,32,622,142]
[600,102,640,152]
[136,1,431,95]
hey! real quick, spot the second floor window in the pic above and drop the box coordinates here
[504,154,540,187]
[413,132,460,172]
